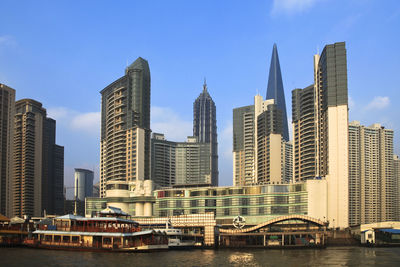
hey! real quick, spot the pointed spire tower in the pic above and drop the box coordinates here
[266,44,289,141]
[193,79,218,186]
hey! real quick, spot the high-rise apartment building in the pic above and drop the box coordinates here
[0,84,15,217]
[292,42,349,228]
[348,121,396,225]
[12,99,64,217]
[175,136,211,185]
[282,141,293,183]
[100,57,151,197]
[151,134,212,187]
[314,42,349,228]
[233,105,255,186]
[74,168,94,201]
[394,155,400,221]
[292,85,315,182]
[255,97,283,183]
[193,81,218,186]
[233,94,291,186]
[266,44,289,142]
[151,133,176,187]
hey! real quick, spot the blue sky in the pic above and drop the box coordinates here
[1,0,400,193]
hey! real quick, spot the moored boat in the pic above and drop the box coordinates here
[155,220,196,249]
[25,207,168,252]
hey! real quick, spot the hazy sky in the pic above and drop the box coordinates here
[1,0,400,191]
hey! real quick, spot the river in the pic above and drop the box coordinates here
[1,247,400,266]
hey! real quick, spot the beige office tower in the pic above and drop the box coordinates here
[292,85,315,182]
[314,42,349,228]
[349,121,396,225]
[12,99,64,217]
[100,58,151,198]
[0,84,15,217]
[394,155,400,221]
[233,105,255,186]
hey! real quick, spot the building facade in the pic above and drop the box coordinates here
[233,95,291,186]
[314,42,349,228]
[151,133,176,187]
[74,168,94,201]
[292,85,315,182]
[233,105,255,186]
[349,121,396,225]
[100,57,151,197]
[151,134,212,187]
[394,155,400,221]
[193,80,218,186]
[12,99,64,217]
[0,84,15,217]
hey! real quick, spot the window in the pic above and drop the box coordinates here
[205,199,216,207]
[190,200,198,207]
[224,198,231,207]
[159,200,168,208]
[241,208,248,215]
[224,208,230,216]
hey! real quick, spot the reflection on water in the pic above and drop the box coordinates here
[229,252,259,267]
[1,247,400,267]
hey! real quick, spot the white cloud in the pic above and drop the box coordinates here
[0,35,16,47]
[47,107,100,135]
[71,112,101,134]
[151,106,192,141]
[365,96,390,110]
[271,0,321,15]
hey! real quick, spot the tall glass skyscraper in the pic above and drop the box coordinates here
[266,44,289,141]
[193,80,218,186]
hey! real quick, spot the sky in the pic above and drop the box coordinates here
[1,0,400,194]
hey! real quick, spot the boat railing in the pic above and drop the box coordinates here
[36,225,142,233]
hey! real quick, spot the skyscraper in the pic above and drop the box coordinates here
[314,42,349,228]
[349,121,396,225]
[266,44,289,141]
[100,57,151,197]
[292,85,316,182]
[193,80,218,186]
[233,105,255,186]
[74,168,94,201]
[233,94,292,186]
[12,99,64,217]
[0,84,15,217]
[151,133,176,187]
[151,134,212,187]
[394,155,400,221]
[291,42,349,228]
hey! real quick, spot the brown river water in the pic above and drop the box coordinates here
[1,246,400,266]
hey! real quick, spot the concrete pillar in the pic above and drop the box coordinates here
[135,202,144,216]
[264,235,266,246]
[144,202,152,216]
